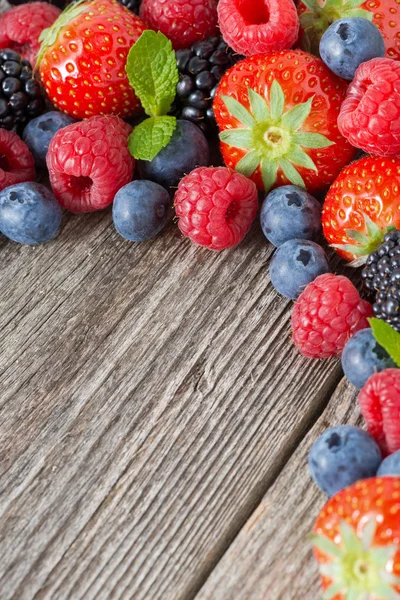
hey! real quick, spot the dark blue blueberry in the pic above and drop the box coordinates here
[320,18,385,80]
[136,120,209,189]
[0,182,62,244]
[377,450,400,476]
[308,425,382,497]
[341,328,396,390]
[22,111,76,169]
[112,180,170,242]
[260,185,321,247]
[270,239,330,299]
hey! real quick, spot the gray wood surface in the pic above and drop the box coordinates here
[0,205,358,600]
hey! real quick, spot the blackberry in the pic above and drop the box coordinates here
[173,36,242,136]
[116,0,142,13]
[0,49,45,134]
[361,229,400,331]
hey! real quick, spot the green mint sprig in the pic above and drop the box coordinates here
[369,317,400,367]
[125,30,179,162]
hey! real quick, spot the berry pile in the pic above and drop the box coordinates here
[1,0,400,596]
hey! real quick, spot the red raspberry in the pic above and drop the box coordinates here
[359,369,400,457]
[218,0,299,56]
[47,116,134,213]
[0,2,61,66]
[338,58,400,157]
[0,129,35,191]
[139,0,218,50]
[292,274,373,359]
[174,166,258,250]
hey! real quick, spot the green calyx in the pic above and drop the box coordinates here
[312,519,400,600]
[220,81,334,193]
[332,212,396,267]
[300,0,372,55]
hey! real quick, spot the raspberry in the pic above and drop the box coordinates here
[47,116,134,213]
[291,274,373,359]
[338,57,400,157]
[0,2,61,66]
[359,369,400,457]
[139,0,218,50]
[217,0,299,56]
[174,166,258,251]
[0,129,35,191]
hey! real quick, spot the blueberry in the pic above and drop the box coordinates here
[0,182,62,244]
[308,425,382,497]
[320,18,385,80]
[377,450,400,476]
[136,120,209,189]
[341,328,396,390]
[260,185,321,247]
[22,111,76,169]
[112,180,170,242]
[270,239,330,299]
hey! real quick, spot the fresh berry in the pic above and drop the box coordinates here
[323,157,400,264]
[319,18,385,81]
[174,166,258,251]
[173,36,242,136]
[260,185,321,247]
[113,180,170,242]
[47,115,134,213]
[0,182,62,245]
[37,0,147,120]
[139,0,218,50]
[0,49,45,134]
[298,0,400,60]
[359,369,400,457]
[0,2,61,66]
[117,0,141,14]
[137,120,209,189]
[217,0,299,56]
[341,328,396,390]
[22,111,76,169]
[338,58,400,157]
[214,51,355,195]
[312,477,400,600]
[308,425,381,497]
[292,274,373,359]
[270,239,329,299]
[0,129,35,192]
[362,230,400,332]
[378,450,400,476]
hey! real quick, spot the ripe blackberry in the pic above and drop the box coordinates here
[0,49,45,134]
[116,0,141,14]
[173,36,242,136]
[361,229,400,331]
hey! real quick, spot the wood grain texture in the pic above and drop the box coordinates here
[0,207,344,600]
[196,378,360,600]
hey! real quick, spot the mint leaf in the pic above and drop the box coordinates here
[128,116,177,161]
[369,317,400,367]
[126,30,179,118]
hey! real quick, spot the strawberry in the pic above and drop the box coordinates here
[312,477,400,600]
[322,156,400,264]
[298,0,400,59]
[36,0,147,120]
[213,50,355,195]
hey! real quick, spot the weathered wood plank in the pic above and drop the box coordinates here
[0,211,342,600]
[196,378,360,600]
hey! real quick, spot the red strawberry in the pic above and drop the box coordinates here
[213,50,355,195]
[37,0,147,120]
[298,0,400,59]
[322,156,400,264]
[312,477,400,600]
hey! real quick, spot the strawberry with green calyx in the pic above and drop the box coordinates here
[213,50,355,195]
[125,30,179,161]
[298,0,400,59]
[312,477,400,600]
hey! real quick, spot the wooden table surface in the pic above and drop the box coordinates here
[0,200,360,599]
